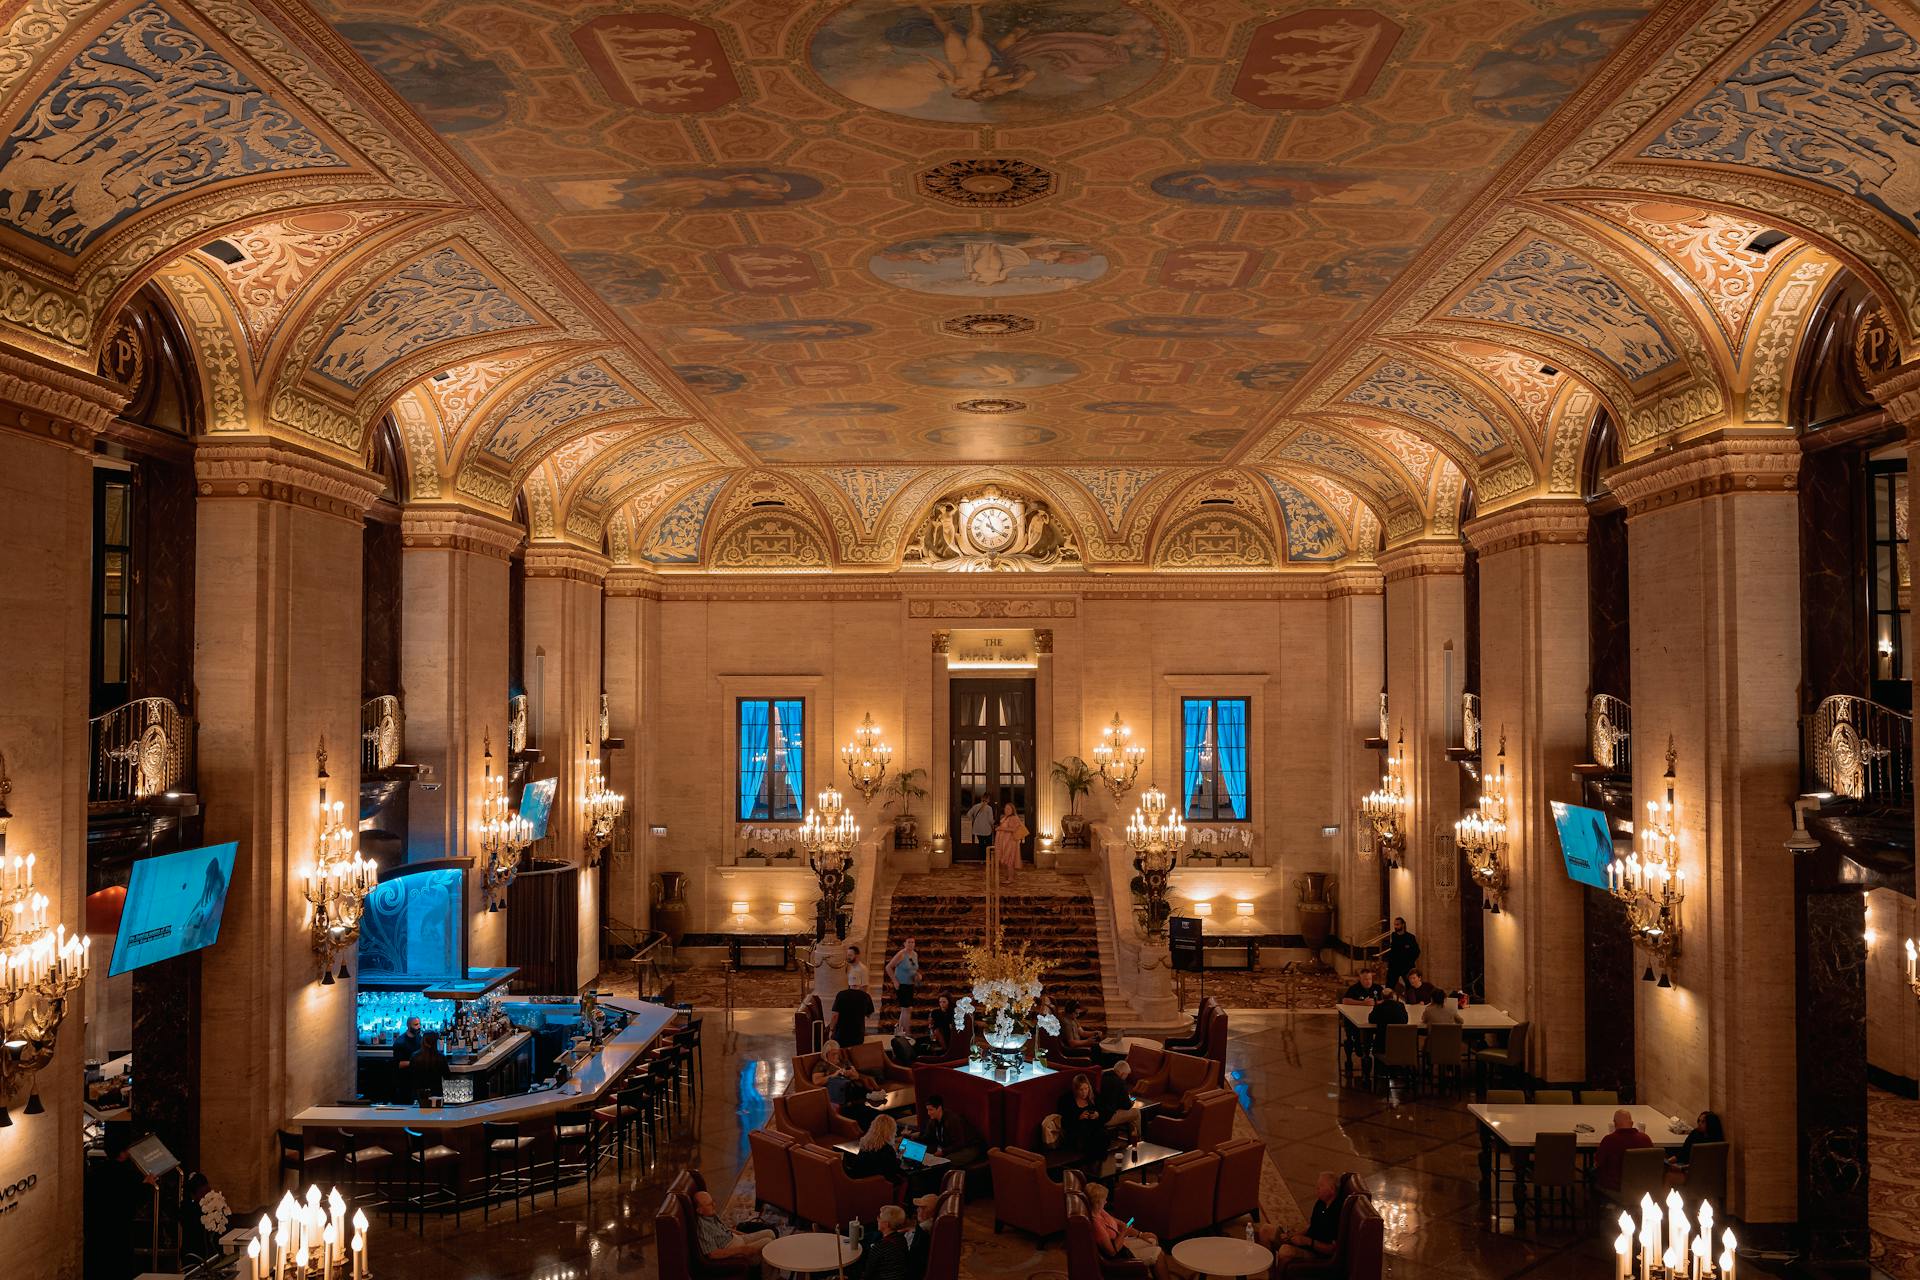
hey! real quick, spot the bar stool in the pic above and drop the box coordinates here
[672,1026,700,1103]
[551,1105,601,1210]
[277,1129,336,1191]
[331,1128,394,1217]
[594,1081,648,1178]
[482,1121,536,1222]
[645,1055,679,1144]
[683,1017,705,1085]
[400,1127,461,1233]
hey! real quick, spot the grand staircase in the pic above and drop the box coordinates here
[873,868,1110,1032]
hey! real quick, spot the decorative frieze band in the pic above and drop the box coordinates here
[194,441,386,522]
[1603,435,1800,518]
[524,542,611,585]
[1323,567,1385,599]
[1872,361,1920,436]
[399,506,525,560]
[1463,501,1590,558]
[0,348,127,451]
[604,567,664,599]
[906,598,1077,619]
[1376,541,1467,582]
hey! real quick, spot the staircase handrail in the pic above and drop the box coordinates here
[1803,693,1912,802]
[87,696,192,804]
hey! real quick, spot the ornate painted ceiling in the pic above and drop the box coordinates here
[0,0,1917,571]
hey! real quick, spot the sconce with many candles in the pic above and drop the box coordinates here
[1456,731,1510,912]
[1610,736,1685,985]
[244,1186,370,1280]
[1091,712,1144,798]
[841,712,893,799]
[0,753,89,1123]
[305,741,375,985]
[1614,1192,1735,1280]
[477,730,530,911]
[801,785,859,939]
[581,735,624,867]
[1362,729,1408,868]
[1125,782,1186,938]
[1903,937,1919,1000]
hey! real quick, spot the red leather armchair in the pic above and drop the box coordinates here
[1132,1050,1223,1115]
[1277,1193,1384,1280]
[1211,1137,1265,1227]
[795,995,823,1057]
[1064,1189,1153,1280]
[987,1146,1069,1242]
[771,1087,861,1144]
[791,1142,898,1228]
[1113,1149,1220,1241]
[1163,997,1220,1054]
[1200,1007,1229,1065]
[925,1189,965,1280]
[748,1127,799,1217]
[1146,1087,1238,1151]
[656,1172,750,1280]
[847,1040,915,1086]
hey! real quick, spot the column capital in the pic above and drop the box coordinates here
[1376,539,1466,582]
[1463,499,1589,557]
[1324,565,1385,598]
[0,345,127,451]
[525,542,611,585]
[195,439,386,521]
[605,566,663,598]
[1871,359,1920,435]
[1604,433,1799,518]
[400,505,525,560]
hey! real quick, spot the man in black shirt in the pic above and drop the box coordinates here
[1366,989,1408,1076]
[1341,966,1385,1004]
[1383,917,1420,990]
[832,980,875,1048]
[1097,1063,1141,1141]
[1261,1171,1343,1264]
[392,1016,424,1103]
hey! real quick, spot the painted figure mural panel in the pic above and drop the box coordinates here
[868,230,1109,296]
[571,14,742,114]
[898,350,1083,388]
[1231,10,1402,111]
[548,170,825,212]
[338,22,514,134]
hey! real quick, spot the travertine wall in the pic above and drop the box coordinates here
[1866,888,1918,1084]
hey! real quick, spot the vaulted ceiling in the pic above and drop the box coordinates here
[2,0,1917,570]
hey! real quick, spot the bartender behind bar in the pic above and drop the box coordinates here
[392,1016,424,1103]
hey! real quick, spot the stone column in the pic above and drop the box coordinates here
[1607,435,1800,1227]
[603,568,660,934]
[1326,567,1385,953]
[399,506,522,966]
[1465,501,1590,1082]
[523,543,609,988]
[1377,541,1467,986]
[193,440,384,1206]
[0,351,124,1275]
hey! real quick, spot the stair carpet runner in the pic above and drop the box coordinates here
[875,869,1106,1036]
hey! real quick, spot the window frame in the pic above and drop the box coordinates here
[735,696,808,823]
[1868,460,1909,688]
[91,468,135,714]
[1178,695,1253,823]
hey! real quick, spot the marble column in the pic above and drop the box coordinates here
[1607,435,1801,1226]
[1377,541,1467,987]
[1465,501,1590,1082]
[0,351,124,1277]
[1326,567,1385,953]
[399,506,523,966]
[603,568,660,934]
[522,544,609,988]
[193,440,383,1205]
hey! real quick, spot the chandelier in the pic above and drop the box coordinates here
[247,1186,371,1280]
[477,731,530,911]
[1456,732,1510,912]
[1610,736,1684,985]
[1091,712,1145,797]
[841,712,893,799]
[305,741,375,985]
[1125,782,1187,938]
[1362,729,1408,868]
[1614,1191,1734,1280]
[581,736,624,866]
[0,754,89,1123]
[800,786,860,939]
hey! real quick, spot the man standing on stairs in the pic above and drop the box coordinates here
[887,938,921,1039]
[965,795,994,858]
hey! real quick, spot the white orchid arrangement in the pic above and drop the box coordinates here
[952,932,1057,1041]
[199,1187,231,1235]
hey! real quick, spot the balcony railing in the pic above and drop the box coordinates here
[362,695,403,774]
[508,693,529,754]
[1804,694,1912,803]
[88,697,191,805]
[1588,695,1632,775]
[1461,692,1481,755]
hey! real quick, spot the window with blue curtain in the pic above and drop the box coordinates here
[1181,697,1250,821]
[738,698,805,820]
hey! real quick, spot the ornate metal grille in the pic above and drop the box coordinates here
[88,697,190,803]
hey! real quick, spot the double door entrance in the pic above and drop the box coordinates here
[949,678,1034,864]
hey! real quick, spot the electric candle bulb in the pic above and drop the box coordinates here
[1721,1228,1737,1280]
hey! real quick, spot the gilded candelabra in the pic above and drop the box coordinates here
[305,741,376,985]
[1612,1191,1736,1280]
[841,712,893,799]
[0,753,90,1121]
[1125,782,1187,938]
[581,736,624,867]
[1362,729,1409,868]
[477,731,530,911]
[1610,736,1684,985]
[1456,731,1510,912]
[800,786,860,940]
[243,1186,371,1280]
[1091,712,1145,798]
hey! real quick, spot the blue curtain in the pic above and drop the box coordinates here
[1217,699,1249,820]
[1181,699,1208,817]
[738,700,769,820]
[776,699,806,820]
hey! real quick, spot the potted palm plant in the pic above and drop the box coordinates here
[1051,756,1096,847]
[883,768,929,850]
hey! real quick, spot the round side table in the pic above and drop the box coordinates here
[761,1232,863,1276]
[1171,1235,1274,1278]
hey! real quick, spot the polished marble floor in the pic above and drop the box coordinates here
[365,1005,1768,1279]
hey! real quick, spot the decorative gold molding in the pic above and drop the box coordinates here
[1324,566,1386,598]
[524,542,611,584]
[0,347,128,449]
[193,440,386,521]
[1604,434,1800,518]
[1463,500,1590,557]
[604,566,664,598]
[906,598,1077,619]
[1872,360,1920,436]
[1376,541,1468,581]
[1034,628,1054,654]
[399,506,525,560]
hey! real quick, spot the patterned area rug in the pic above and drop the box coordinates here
[1871,1086,1920,1280]
[723,1103,1303,1278]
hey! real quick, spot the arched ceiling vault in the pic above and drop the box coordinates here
[5,0,1920,562]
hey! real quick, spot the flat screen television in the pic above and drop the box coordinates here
[108,842,240,976]
[519,777,558,842]
[1550,801,1616,890]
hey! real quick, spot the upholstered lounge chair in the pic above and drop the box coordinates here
[988,1146,1069,1242]
[1131,1050,1224,1115]
[1146,1087,1237,1151]
[790,1141,898,1228]
[770,1086,861,1144]
[747,1126,799,1217]
[1063,1188,1152,1280]
[655,1171,750,1280]
[1112,1148,1220,1241]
